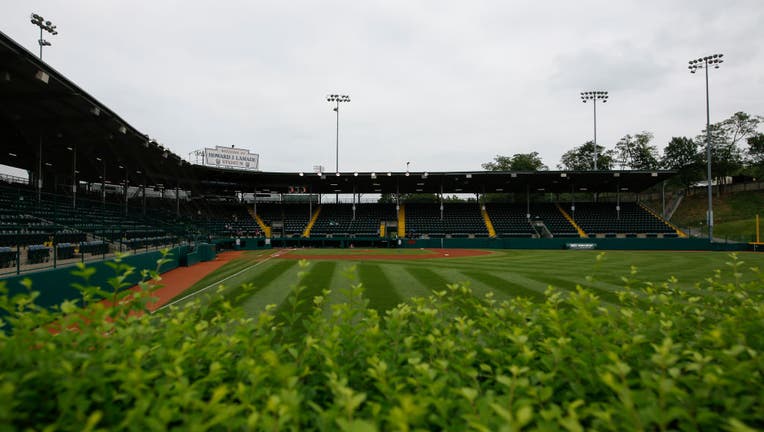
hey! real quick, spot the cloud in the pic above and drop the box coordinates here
[550,43,670,93]
[1,0,763,176]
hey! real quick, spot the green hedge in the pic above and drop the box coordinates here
[1,255,763,430]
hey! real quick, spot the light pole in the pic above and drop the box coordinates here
[119,164,129,215]
[96,157,106,205]
[326,94,350,174]
[580,90,608,170]
[689,53,723,242]
[30,13,58,60]
[67,145,76,208]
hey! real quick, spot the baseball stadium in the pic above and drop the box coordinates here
[1,23,764,431]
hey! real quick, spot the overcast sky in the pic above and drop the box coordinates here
[3,0,764,173]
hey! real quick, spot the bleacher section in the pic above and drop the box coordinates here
[0,187,184,250]
[190,202,261,237]
[311,203,396,237]
[255,203,312,237]
[570,202,678,237]
[0,183,683,247]
[529,204,580,238]
[405,203,488,238]
[485,204,534,237]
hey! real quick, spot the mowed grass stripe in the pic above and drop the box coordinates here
[222,260,298,307]
[405,266,479,312]
[405,267,453,291]
[359,263,403,313]
[238,261,302,316]
[460,271,546,303]
[274,262,337,324]
[178,251,272,298]
[527,274,626,307]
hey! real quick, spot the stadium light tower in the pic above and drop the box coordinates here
[326,94,350,174]
[689,53,723,243]
[580,90,608,170]
[30,13,58,60]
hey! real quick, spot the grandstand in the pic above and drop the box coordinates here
[0,26,738,276]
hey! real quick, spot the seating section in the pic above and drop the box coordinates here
[0,207,86,247]
[571,202,676,235]
[0,186,181,248]
[311,204,352,236]
[485,204,534,237]
[529,204,580,237]
[0,184,679,243]
[311,204,396,237]
[255,203,312,236]
[190,202,261,237]
[405,203,487,237]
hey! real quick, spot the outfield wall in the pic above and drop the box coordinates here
[1,244,216,312]
[258,236,752,252]
[397,237,751,251]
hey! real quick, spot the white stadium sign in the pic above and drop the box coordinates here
[203,146,259,171]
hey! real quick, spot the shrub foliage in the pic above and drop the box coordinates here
[1,253,763,431]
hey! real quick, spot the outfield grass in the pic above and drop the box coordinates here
[284,248,433,256]
[175,248,764,316]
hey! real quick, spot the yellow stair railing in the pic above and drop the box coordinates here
[302,205,322,237]
[481,206,496,238]
[379,222,386,237]
[397,204,406,237]
[638,203,687,238]
[248,207,272,238]
[556,204,587,238]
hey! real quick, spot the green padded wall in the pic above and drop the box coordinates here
[1,248,182,311]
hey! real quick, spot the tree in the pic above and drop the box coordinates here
[695,122,744,183]
[747,133,764,165]
[615,132,659,170]
[692,112,763,183]
[746,133,764,178]
[482,152,547,171]
[661,137,703,189]
[557,141,614,171]
[720,111,762,148]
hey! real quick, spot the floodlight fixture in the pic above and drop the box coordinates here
[326,93,351,174]
[688,53,724,242]
[580,90,609,170]
[30,13,58,60]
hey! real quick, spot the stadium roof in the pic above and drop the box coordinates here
[0,30,674,197]
[0,30,190,187]
[191,168,674,195]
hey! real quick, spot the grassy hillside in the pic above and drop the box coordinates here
[669,190,764,242]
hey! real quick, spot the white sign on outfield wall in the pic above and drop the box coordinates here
[203,146,259,171]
